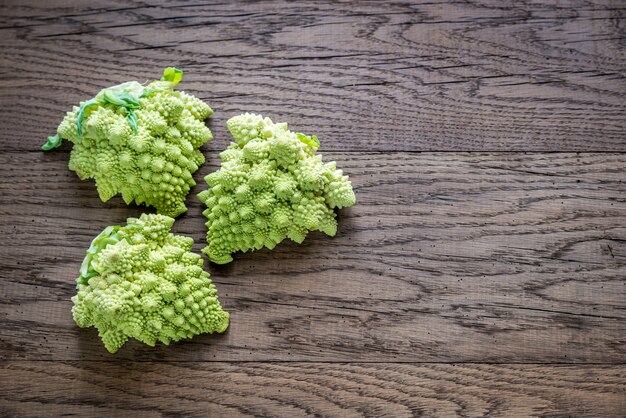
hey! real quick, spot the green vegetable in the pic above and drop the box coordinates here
[43,68,213,217]
[198,113,356,264]
[42,134,62,151]
[72,213,230,353]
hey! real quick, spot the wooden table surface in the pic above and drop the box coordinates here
[1,1,625,416]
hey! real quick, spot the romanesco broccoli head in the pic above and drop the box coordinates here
[198,113,356,264]
[71,213,229,353]
[43,68,213,217]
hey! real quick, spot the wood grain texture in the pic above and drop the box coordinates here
[1,1,625,415]
[1,361,625,418]
[0,0,625,152]
[1,152,624,362]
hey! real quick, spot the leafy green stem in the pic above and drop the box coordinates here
[41,134,63,151]
[77,225,124,285]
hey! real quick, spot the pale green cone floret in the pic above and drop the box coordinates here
[43,68,213,217]
[72,213,229,353]
[198,113,356,264]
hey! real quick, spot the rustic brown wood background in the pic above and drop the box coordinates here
[1,0,625,416]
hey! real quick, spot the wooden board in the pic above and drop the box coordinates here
[1,152,624,363]
[1,362,625,417]
[1,0,625,416]
[0,0,625,152]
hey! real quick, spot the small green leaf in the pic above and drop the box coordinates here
[102,89,140,109]
[77,225,122,285]
[140,88,158,98]
[296,133,320,148]
[161,67,183,86]
[77,270,99,286]
[79,253,93,279]
[126,109,138,132]
[42,134,63,151]
[76,98,101,140]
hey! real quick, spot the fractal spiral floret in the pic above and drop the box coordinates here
[43,68,213,217]
[71,214,230,353]
[198,113,356,264]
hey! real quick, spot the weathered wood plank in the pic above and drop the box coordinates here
[0,0,624,151]
[1,152,624,362]
[1,361,624,417]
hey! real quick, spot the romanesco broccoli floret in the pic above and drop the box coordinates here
[198,113,356,264]
[71,213,229,353]
[43,68,213,217]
